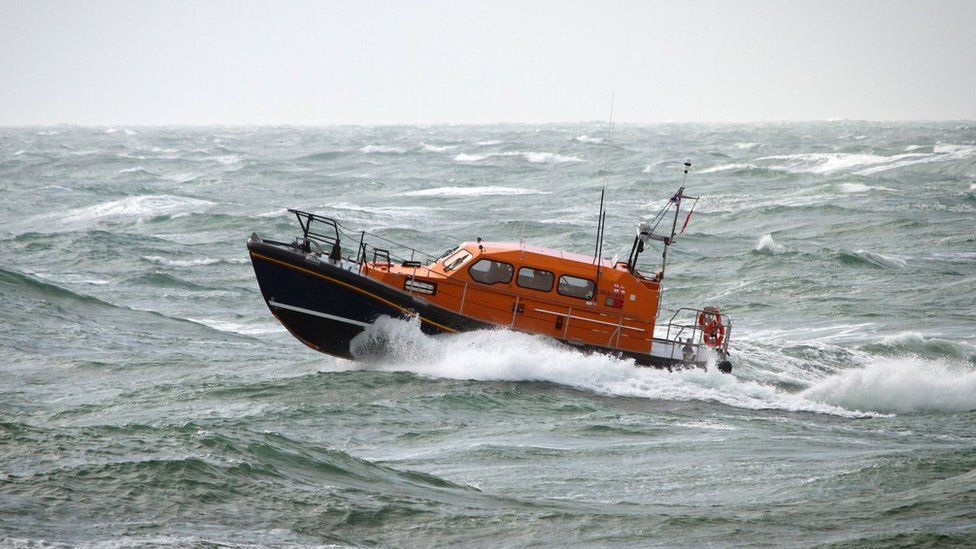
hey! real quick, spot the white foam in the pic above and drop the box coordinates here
[360,145,408,154]
[142,255,248,267]
[700,163,758,174]
[933,143,976,156]
[453,153,487,162]
[904,145,923,151]
[837,182,892,193]
[970,183,976,190]
[734,142,758,149]
[118,166,155,175]
[574,135,604,143]
[755,234,788,254]
[398,186,549,197]
[453,151,583,164]
[209,154,244,165]
[476,140,502,146]
[801,357,976,413]
[877,332,976,358]
[421,142,458,152]
[347,316,867,417]
[187,317,283,336]
[61,195,215,224]
[34,272,112,286]
[756,152,930,175]
[851,249,908,268]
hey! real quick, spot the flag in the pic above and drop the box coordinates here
[679,200,697,236]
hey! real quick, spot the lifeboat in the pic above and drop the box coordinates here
[247,181,733,373]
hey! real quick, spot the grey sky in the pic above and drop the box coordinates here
[2,0,974,125]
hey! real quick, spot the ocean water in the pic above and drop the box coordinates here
[1,122,975,547]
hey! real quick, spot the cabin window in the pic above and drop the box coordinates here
[404,279,437,295]
[557,275,595,300]
[468,259,514,285]
[516,267,554,292]
[442,249,472,271]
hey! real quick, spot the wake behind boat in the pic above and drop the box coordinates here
[247,162,734,373]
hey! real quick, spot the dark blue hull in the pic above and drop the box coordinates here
[248,239,490,358]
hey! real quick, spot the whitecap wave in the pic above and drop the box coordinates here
[837,182,892,193]
[187,317,283,335]
[420,142,458,152]
[476,140,502,146]
[61,195,215,224]
[209,154,244,166]
[347,316,868,417]
[360,145,408,154]
[118,166,156,175]
[756,152,929,175]
[573,135,603,143]
[398,186,549,197]
[142,255,248,267]
[700,163,759,174]
[734,142,758,149]
[801,357,976,413]
[755,234,788,254]
[453,151,583,164]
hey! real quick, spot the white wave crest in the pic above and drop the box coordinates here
[700,163,759,174]
[837,182,892,193]
[734,142,758,149]
[118,166,155,175]
[453,151,584,164]
[347,316,866,417]
[421,142,458,152]
[453,153,487,162]
[142,255,248,267]
[574,135,603,143]
[801,357,976,413]
[755,234,788,254]
[933,143,976,156]
[61,195,215,224]
[398,186,549,197]
[754,146,973,176]
[476,140,502,146]
[360,145,408,154]
[209,154,244,165]
[187,317,283,336]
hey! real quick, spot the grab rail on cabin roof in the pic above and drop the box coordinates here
[288,209,441,267]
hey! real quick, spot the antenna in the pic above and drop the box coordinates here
[660,158,692,278]
[593,92,615,294]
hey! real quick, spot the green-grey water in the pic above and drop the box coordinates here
[2,123,975,547]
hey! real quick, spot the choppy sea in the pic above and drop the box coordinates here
[1,122,975,547]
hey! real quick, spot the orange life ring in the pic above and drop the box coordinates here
[697,308,725,348]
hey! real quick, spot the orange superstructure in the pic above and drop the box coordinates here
[363,242,663,355]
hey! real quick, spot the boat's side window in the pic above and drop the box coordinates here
[557,275,595,300]
[468,259,514,285]
[442,250,472,271]
[516,267,554,292]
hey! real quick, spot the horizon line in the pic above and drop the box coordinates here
[2,118,975,128]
